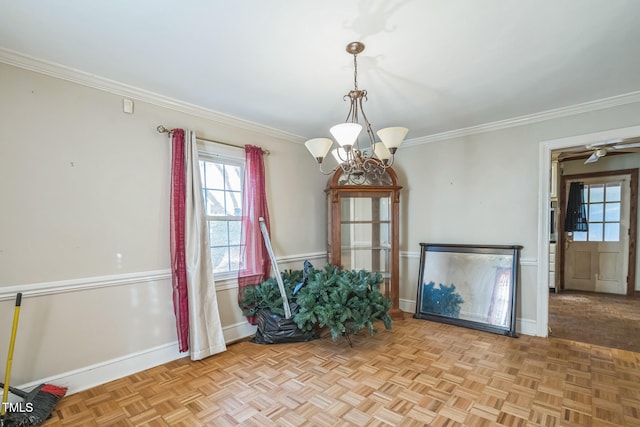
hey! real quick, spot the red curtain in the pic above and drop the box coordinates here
[238,145,270,325]
[170,129,189,352]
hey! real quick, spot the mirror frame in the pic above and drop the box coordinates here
[414,243,522,337]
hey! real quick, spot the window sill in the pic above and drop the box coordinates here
[213,272,239,291]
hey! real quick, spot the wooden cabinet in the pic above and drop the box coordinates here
[326,162,403,319]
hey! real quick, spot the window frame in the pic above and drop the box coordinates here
[198,143,245,281]
[573,181,622,242]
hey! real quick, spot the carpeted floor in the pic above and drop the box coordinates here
[548,290,640,353]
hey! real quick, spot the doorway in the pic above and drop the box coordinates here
[558,170,637,295]
[537,124,640,338]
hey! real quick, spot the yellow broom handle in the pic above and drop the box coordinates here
[1,292,22,416]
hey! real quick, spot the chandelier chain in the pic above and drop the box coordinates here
[353,53,358,91]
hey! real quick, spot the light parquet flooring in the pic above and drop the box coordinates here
[43,317,640,426]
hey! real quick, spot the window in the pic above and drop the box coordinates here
[573,182,622,242]
[199,153,244,275]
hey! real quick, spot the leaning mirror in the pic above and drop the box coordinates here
[414,244,522,337]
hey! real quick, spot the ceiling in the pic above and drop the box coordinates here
[2,0,640,143]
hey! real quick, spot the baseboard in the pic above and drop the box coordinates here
[17,320,257,396]
[221,320,257,343]
[399,298,416,314]
[517,318,538,336]
[17,342,184,396]
[400,298,538,336]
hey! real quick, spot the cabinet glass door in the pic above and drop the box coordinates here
[339,196,391,286]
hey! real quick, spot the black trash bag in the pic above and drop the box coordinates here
[252,303,318,344]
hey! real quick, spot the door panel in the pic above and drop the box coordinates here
[574,250,592,280]
[599,252,618,281]
[596,248,622,293]
[565,245,595,289]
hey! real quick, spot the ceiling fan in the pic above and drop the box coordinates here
[558,138,640,164]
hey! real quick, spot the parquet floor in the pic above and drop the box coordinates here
[549,290,640,353]
[43,316,640,426]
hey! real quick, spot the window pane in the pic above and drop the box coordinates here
[211,247,230,273]
[588,223,603,241]
[205,190,226,215]
[228,245,241,271]
[589,203,603,222]
[573,231,587,241]
[589,184,604,203]
[226,191,242,216]
[209,221,229,246]
[605,183,621,202]
[604,223,620,242]
[205,163,225,190]
[605,202,620,222]
[228,220,241,245]
[226,165,243,191]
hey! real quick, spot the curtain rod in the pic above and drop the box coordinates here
[156,125,270,155]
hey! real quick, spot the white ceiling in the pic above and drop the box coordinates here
[2,0,640,143]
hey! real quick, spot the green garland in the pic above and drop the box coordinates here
[238,269,302,317]
[239,264,392,341]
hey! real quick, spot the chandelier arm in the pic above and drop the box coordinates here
[357,96,377,148]
[362,157,383,171]
[352,95,359,124]
[317,162,341,176]
[335,146,352,163]
[360,158,385,182]
[344,95,355,123]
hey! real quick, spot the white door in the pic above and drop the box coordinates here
[564,175,630,294]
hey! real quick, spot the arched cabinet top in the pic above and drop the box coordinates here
[326,160,402,191]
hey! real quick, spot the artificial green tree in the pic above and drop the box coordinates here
[239,264,392,343]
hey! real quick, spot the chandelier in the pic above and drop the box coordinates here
[304,42,408,185]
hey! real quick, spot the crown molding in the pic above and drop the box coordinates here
[4,47,640,147]
[0,48,306,144]
[403,90,640,147]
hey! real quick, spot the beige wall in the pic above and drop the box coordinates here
[0,62,327,388]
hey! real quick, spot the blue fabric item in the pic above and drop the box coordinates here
[292,260,313,295]
[293,282,304,295]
